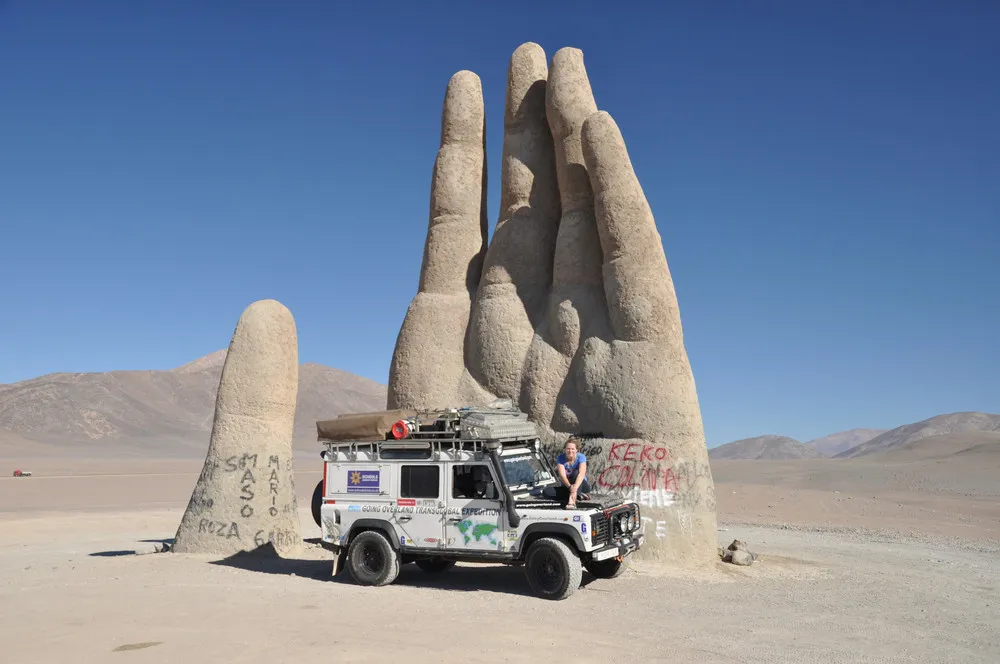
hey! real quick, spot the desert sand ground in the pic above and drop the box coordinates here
[1,452,998,663]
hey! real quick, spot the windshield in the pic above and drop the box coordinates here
[498,451,554,489]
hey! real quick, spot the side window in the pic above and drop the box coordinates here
[452,464,498,500]
[400,465,439,499]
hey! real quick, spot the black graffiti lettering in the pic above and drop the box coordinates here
[241,469,255,484]
[225,456,238,472]
[268,470,278,483]
[241,484,254,500]
[241,504,254,518]
[240,454,258,469]
[268,455,279,469]
[270,483,279,496]
[254,530,265,547]
[269,506,278,517]
[226,522,239,539]
[198,519,210,533]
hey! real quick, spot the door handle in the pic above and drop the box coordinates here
[397,515,412,523]
[447,517,462,523]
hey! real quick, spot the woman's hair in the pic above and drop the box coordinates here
[564,436,580,449]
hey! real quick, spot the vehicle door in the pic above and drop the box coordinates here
[392,463,445,550]
[444,461,505,552]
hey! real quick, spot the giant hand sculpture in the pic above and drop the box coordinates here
[388,43,717,565]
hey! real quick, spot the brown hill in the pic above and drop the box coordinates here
[708,435,822,460]
[862,431,1000,462]
[835,412,1000,458]
[805,428,887,457]
[0,351,387,458]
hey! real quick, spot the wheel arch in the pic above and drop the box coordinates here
[347,519,401,550]
[518,523,585,558]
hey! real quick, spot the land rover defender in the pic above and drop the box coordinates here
[310,402,644,600]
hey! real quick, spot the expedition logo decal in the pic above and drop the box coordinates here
[347,469,380,494]
[452,520,499,546]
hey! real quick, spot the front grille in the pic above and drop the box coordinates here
[589,513,610,546]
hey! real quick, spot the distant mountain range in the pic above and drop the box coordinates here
[833,412,1000,458]
[0,350,387,457]
[707,435,822,461]
[709,412,1000,460]
[805,428,889,456]
[3,352,996,464]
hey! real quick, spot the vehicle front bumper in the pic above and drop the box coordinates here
[590,533,644,562]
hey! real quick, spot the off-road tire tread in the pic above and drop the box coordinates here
[347,530,400,586]
[525,537,583,600]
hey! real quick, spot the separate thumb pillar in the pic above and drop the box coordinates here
[172,299,303,556]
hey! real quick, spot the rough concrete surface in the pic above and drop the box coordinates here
[387,42,717,567]
[172,299,302,556]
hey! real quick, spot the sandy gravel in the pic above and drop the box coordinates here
[1,457,998,663]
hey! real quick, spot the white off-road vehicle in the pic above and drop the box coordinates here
[308,402,644,600]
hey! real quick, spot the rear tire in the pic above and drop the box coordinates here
[346,531,400,586]
[585,557,625,579]
[311,480,323,527]
[524,537,582,600]
[415,558,456,573]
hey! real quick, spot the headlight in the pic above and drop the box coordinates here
[628,514,636,531]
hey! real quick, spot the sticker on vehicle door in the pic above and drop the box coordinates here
[347,469,380,493]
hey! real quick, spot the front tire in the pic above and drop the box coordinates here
[524,537,583,600]
[415,558,456,573]
[585,557,625,579]
[346,531,400,586]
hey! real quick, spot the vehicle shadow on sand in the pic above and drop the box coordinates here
[207,539,600,598]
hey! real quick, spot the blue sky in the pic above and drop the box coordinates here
[0,1,996,446]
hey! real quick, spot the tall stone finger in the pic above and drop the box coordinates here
[469,42,560,400]
[582,111,683,343]
[388,71,487,410]
[547,47,603,298]
[519,48,607,431]
[173,299,302,556]
[420,70,488,296]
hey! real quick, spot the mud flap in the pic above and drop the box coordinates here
[331,548,347,577]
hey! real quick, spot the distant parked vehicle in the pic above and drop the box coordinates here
[13,469,32,477]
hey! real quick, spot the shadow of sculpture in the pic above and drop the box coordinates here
[207,542,333,581]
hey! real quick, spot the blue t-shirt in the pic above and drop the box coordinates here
[556,452,587,478]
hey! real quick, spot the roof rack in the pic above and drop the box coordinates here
[316,400,540,446]
[320,437,521,460]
